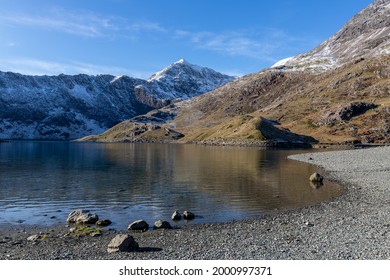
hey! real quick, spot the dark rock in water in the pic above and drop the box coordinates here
[128,220,149,231]
[183,210,195,220]
[171,210,181,221]
[107,234,139,253]
[153,220,173,230]
[66,209,99,224]
[309,173,324,183]
[310,181,323,189]
[96,219,112,227]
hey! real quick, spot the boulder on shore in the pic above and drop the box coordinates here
[107,234,139,253]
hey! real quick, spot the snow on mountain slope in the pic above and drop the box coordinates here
[272,0,390,72]
[0,60,234,140]
[139,59,235,100]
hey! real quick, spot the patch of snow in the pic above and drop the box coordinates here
[271,57,294,68]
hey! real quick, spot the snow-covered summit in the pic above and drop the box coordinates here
[142,59,235,100]
[272,0,390,72]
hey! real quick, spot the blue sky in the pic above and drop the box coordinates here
[0,0,373,78]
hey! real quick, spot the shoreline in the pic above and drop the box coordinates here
[1,146,389,260]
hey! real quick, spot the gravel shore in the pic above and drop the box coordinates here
[1,146,389,260]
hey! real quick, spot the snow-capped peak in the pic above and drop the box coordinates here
[148,59,194,82]
[144,59,235,100]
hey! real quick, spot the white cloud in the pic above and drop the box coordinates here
[128,22,167,33]
[2,12,107,38]
[174,28,307,62]
[0,9,165,39]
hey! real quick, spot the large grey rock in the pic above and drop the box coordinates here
[107,234,139,253]
[66,210,99,224]
[128,220,149,231]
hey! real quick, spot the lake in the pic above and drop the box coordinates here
[0,141,341,229]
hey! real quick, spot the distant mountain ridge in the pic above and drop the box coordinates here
[0,60,234,139]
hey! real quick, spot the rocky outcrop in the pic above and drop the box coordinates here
[318,102,378,126]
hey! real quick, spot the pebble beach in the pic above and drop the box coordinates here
[1,146,389,260]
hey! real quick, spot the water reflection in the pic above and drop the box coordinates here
[0,141,341,228]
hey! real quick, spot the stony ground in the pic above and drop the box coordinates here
[1,146,389,260]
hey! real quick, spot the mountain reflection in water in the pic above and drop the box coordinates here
[0,141,341,229]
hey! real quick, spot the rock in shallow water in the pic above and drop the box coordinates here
[66,210,99,224]
[309,173,324,183]
[96,219,112,227]
[183,210,195,220]
[171,211,181,221]
[128,220,149,231]
[153,220,173,230]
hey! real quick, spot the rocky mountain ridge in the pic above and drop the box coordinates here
[0,60,234,139]
[272,0,390,72]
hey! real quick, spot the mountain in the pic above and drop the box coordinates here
[84,0,389,146]
[138,59,235,101]
[0,60,234,140]
[272,0,390,72]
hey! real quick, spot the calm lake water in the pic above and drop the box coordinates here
[0,141,341,229]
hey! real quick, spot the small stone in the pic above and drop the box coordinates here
[153,220,173,230]
[107,234,139,253]
[96,219,112,227]
[90,232,102,237]
[305,221,315,227]
[309,173,324,183]
[183,210,195,220]
[27,234,41,242]
[171,211,181,221]
[128,220,149,231]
